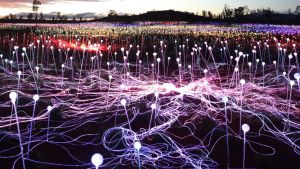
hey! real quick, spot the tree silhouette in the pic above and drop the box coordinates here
[222,4,233,19]
[295,6,300,15]
[27,13,34,20]
[108,10,118,17]
[32,0,41,20]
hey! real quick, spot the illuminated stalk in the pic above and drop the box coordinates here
[79,49,86,81]
[121,99,131,130]
[46,106,53,142]
[167,57,170,75]
[222,96,230,169]
[27,95,39,158]
[10,92,26,169]
[242,124,250,169]
[107,76,112,109]
[262,62,265,87]
[61,64,65,88]
[157,58,161,83]
[51,47,58,74]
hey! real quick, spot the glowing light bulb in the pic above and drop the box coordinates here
[134,141,142,151]
[33,94,40,102]
[9,92,18,103]
[222,96,228,103]
[121,99,127,106]
[151,103,157,110]
[240,79,246,86]
[294,73,300,80]
[242,124,250,133]
[290,80,295,87]
[91,153,103,168]
[47,106,53,111]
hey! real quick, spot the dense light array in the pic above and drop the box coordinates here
[0,23,299,169]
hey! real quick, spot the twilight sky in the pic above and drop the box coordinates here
[0,0,298,17]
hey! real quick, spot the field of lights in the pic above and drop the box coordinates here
[0,23,300,169]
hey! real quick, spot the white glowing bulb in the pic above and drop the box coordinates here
[91,153,103,168]
[134,141,142,151]
[240,79,246,86]
[35,67,39,71]
[47,106,53,111]
[33,94,40,102]
[242,124,250,133]
[121,99,127,106]
[151,103,157,110]
[108,75,113,80]
[9,92,18,103]
[294,73,300,80]
[235,57,240,62]
[290,80,295,86]
[222,96,228,103]
[17,71,22,76]
[157,58,161,62]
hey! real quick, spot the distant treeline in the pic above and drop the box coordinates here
[1,5,300,25]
